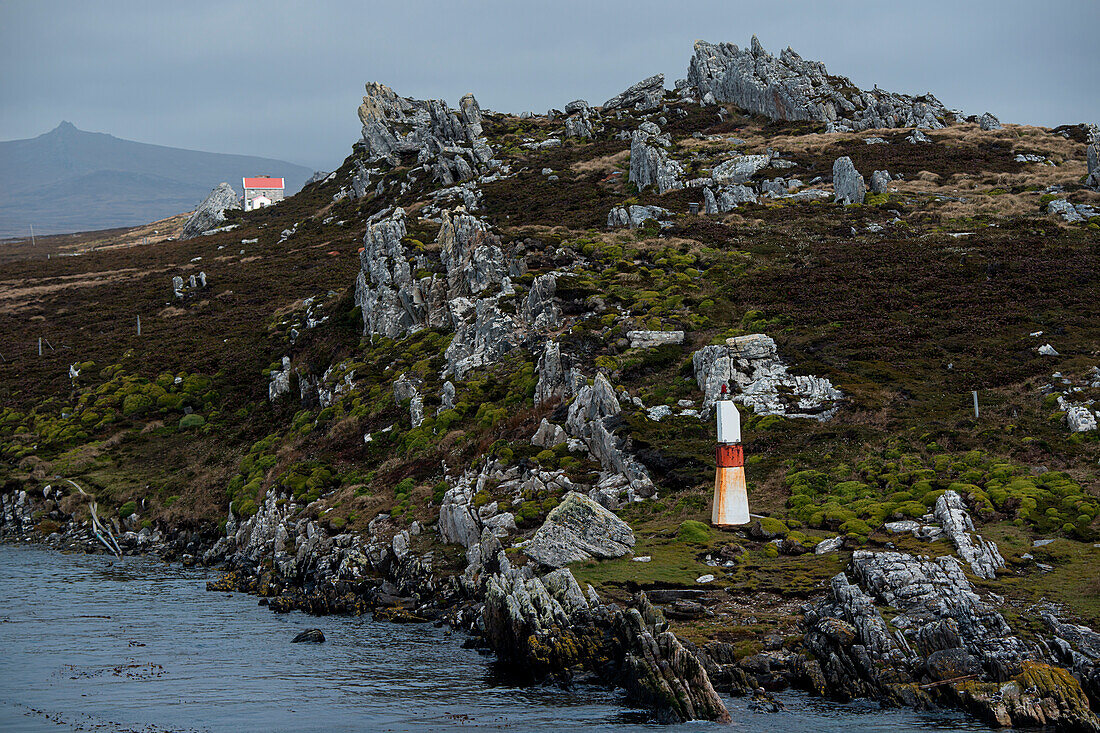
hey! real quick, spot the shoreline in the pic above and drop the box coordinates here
[5,482,1099,731]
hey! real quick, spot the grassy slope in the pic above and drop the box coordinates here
[1,100,1098,640]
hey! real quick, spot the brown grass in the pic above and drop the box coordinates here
[570,149,629,175]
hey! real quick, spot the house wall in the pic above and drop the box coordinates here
[244,187,285,210]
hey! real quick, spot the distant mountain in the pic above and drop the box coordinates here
[0,122,313,237]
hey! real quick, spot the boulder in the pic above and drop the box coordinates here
[978,112,1002,131]
[524,491,635,568]
[180,183,240,240]
[870,169,891,195]
[291,628,325,643]
[711,154,771,184]
[832,156,866,205]
[907,129,931,143]
[608,204,671,229]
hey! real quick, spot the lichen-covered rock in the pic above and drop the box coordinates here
[833,156,866,205]
[688,37,948,131]
[612,596,732,723]
[524,491,635,568]
[180,183,240,240]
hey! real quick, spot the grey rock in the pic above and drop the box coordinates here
[815,536,844,555]
[978,112,1002,131]
[629,124,683,193]
[524,491,635,567]
[564,116,593,139]
[870,170,891,195]
[933,490,1005,579]
[1048,199,1084,223]
[692,334,843,419]
[608,204,671,229]
[832,156,866,205]
[532,418,568,448]
[627,330,684,348]
[603,74,665,111]
[711,154,771,184]
[180,183,240,240]
[1087,125,1100,190]
[268,356,292,402]
[688,37,948,131]
[906,129,931,143]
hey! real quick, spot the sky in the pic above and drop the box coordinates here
[1,0,1097,171]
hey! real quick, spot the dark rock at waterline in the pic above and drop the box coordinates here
[927,647,982,681]
[292,628,325,643]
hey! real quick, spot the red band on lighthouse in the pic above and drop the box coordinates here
[716,444,744,468]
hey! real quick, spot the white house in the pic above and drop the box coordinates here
[243,176,285,211]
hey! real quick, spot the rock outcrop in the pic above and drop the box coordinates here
[180,183,240,240]
[482,568,730,723]
[801,550,1100,730]
[1087,125,1100,190]
[692,334,843,418]
[603,74,665,111]
[933,490,1005,579]
[356,83,494,182]
[688,37,950,131]
[629,122,683,194]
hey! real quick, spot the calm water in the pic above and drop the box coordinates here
[0,543,994,732]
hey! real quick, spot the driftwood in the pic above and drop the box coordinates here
[919,674,981,689]
[61,479,122,557]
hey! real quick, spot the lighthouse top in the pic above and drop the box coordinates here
[716,400,741,444]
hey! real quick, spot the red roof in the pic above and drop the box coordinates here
[243,177,284,189]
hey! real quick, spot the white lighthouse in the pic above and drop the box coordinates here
[712,387,750,527]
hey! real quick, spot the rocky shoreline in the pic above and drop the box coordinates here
[4,481,1099,730]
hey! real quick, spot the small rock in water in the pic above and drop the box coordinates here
[292,628,325,643]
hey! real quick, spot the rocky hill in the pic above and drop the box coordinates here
[0,121,313,237]
[2,37,1099,729]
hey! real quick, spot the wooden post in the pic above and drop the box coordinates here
[136,315,141,335]
[38,337,42,356]
[972,391,979,419]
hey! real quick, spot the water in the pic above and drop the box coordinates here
[0,543,993,732]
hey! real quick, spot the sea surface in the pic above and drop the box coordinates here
[0,543,995,732]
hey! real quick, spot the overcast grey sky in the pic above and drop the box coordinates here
[1,0,1097,171]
